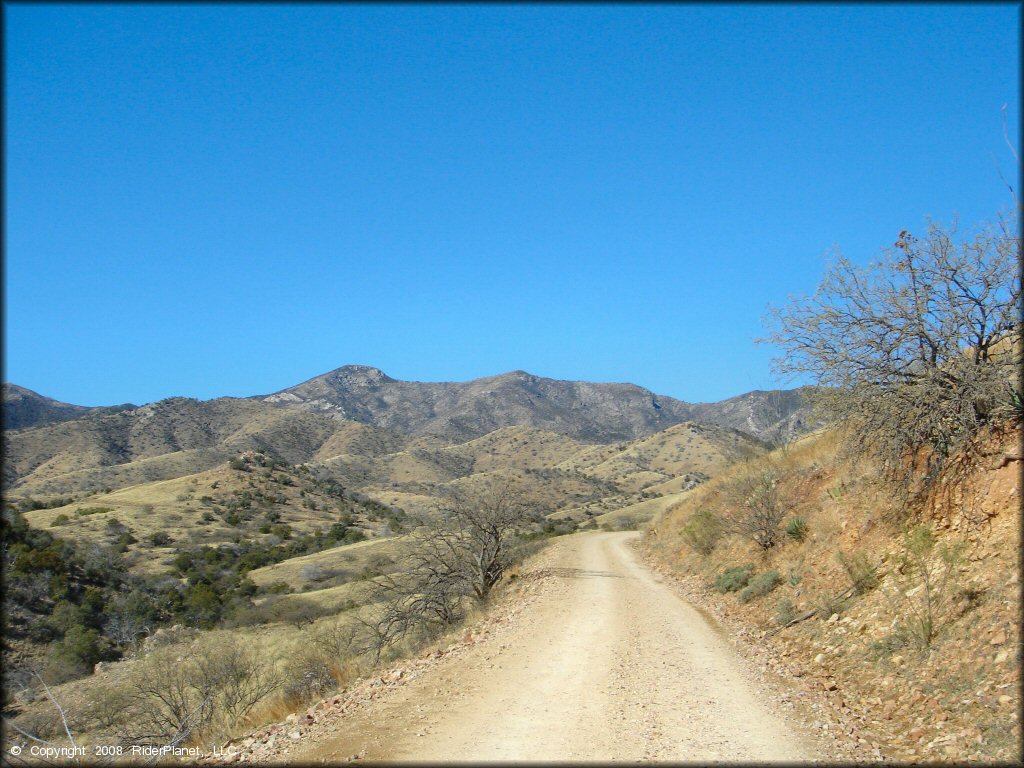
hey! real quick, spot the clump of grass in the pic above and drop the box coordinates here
[681,508,722,555]
[815,591,849,619]
[784,516,808,542]
[837,549,879,595]
[714,564,755,593]
[867,624,912,661]
[775,597,798,626]
[738,570,782,603]
[74,506,112,517]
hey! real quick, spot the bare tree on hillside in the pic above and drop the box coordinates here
[762,214,1021,481]
[358,478,538,661]
[439,479,539,600]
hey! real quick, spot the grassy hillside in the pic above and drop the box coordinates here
[4,398,350,495]
[643,424,1021,763]
[556,421,765,497]
[20,451,402,577]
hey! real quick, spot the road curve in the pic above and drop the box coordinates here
[296,531,819,763]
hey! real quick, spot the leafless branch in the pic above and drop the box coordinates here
[32,670,79,754]
[762,214,1021,482]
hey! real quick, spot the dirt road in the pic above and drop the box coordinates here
[296,531,820,763]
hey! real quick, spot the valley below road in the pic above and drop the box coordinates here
[292,531,824,763]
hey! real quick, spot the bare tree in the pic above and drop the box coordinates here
[122,653,213,746]
[763,214,1021,480]
[720,466,789,550]
[118,638,277,746]
[191,637,280,723]
[439,479,537,601]
[357,478,538,662]
[104,612,148,648]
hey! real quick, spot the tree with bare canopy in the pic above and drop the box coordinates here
[358,478,538,662]
[762,212,1021,481]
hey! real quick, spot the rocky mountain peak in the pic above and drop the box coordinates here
[325,366,393,386]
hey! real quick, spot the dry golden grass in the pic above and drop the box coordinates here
[312,422,409,462]
[591,492,691,527]
[23,457,395,576]
[557,421,765,492]
[449,426,587,473]
[246,536,407,589]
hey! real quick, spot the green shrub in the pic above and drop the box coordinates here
[149,531,174,547]
[50,514,71,527]
[45,625,110,683]
[815,592,849,619]
[784,516,808,542]
[714,564,755,593]
[344,528,367,544]
[75,506,112,517]
[681,508,722,555]
[1008,388,1024,421]
[738,570,782,603]
[837,549,879,595]
[882,525,964,648]
[775,597,798,626]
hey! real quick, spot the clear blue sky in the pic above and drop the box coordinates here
[5,4,1020,406]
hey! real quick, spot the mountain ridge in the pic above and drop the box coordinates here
[256,365,814,445]
[2,383,135,431]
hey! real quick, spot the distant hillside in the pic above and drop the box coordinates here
[3,368,812,498]
[259,366,813,445]
[2,383,133,431]
[686,387,819,446]
[2,397,348,495]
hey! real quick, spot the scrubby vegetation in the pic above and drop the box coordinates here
[737,570,782,603]
[763,214,1020,487]
[2,465,583,756]
[647,209,1021,762]
[714,564,754,593]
